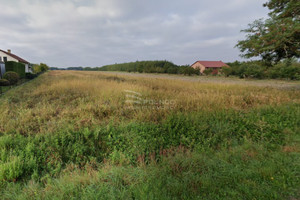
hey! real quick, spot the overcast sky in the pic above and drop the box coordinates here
[0,0,269,67]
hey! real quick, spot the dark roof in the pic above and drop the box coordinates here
[0,49,29,64]
[193,61,229,68]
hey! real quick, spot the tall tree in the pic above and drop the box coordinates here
[236,0,300,65]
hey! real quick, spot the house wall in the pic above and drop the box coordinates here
[0,52,18,63]
[0,62,5,78]
[191,62,206,74]
[25,64,31,73]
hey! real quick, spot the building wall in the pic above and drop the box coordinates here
[191,62,206,74]
[0,62,5,78]
[25,64,30,73]
[0,52,18,63]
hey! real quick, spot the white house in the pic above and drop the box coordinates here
[0,49,32,73]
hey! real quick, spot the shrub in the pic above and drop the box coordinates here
[226,60,300,80]
[265,67,281,79]
[0,79,10,86]
[182,67,199,76]
[222,66,233,77]
[25,73,38,79]
[167,67,178,74]
[33,63,49,74]
[243,64,266,79]
[233,65,247,78]
[203,68,213,75]
[265,62,300,80]
[211,69,219,75]
[3,71,19,85]
[40,63,49,72]
[280,64,300,80]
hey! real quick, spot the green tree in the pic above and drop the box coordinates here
[40,63,49,72]
[33,63,49,73]
[33,64,41,74]
[236,0,300,65]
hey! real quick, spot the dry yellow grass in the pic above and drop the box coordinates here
[0,70,299,135]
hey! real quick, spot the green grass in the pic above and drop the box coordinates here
[0,78,33,95]
[0,86,11,94]
[1,140,299,200]
[0,71,299,199]
[0,104,299,199]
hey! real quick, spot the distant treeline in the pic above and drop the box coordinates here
[99,61,200,75]
[50,59,300,80]
[50,61,200,75]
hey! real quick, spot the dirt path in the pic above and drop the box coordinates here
[100,71,300,90]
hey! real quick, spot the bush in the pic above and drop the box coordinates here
[227,60,300,80]
[203,68,213,75]
[25,73,38,79]
[167,67,178,74]
[243,64,266,79]
[265,62,300,80]
[0,79,10,86]
[33,63,49,74]
[232,65,247,78]
[182,67,200,76]
[280,65,300,80]
[222,66,233,77]
[3,71,19,85]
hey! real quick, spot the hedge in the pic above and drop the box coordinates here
[5,61,26,78]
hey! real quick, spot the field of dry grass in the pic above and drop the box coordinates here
[101,71,300,89]
[0,70,299,199]
[0,70,299,135]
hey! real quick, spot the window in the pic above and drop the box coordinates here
[0,56,2,61]
[3,57,7,62]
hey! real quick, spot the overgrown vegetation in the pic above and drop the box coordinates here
[0,71,299,199]
[33,63,49,74]
[226,59,300,80]
[99,60,200,75]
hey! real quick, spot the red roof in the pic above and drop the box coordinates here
[0,49,29,64]
[193,61,229,68]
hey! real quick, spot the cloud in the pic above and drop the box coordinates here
[0,0,268,67]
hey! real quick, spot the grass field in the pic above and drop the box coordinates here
[0,71,299,199]
[0,86,12,95]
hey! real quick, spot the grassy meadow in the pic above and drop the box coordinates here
[0,71,299,199]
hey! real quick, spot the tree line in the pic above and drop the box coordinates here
[51,61,201,76]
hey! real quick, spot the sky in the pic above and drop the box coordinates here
[0,0,269,67]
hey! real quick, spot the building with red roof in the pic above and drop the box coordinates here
[191,60,229,74]
[0,49,32,73]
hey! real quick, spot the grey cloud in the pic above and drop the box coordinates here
[0,0,268,67]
